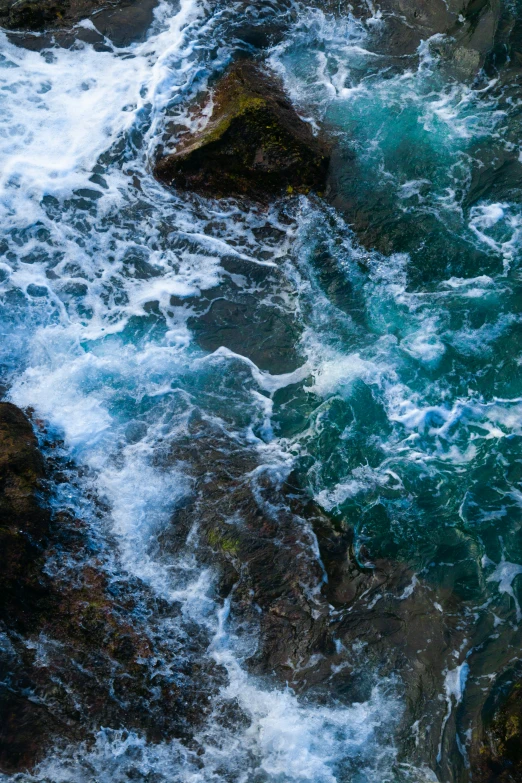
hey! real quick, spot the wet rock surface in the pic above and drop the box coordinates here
[488,682,522,781]
[460,5,522,212]
[0,403,221,773]
[321,0,501,73]
[154,60,330,202]
[155,411,475,776]
[180,231,306,374]
[1,0,157,48]
[0,404,51,630]
[471,665,522,781]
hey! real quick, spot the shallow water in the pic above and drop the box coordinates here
[2,0,522,781]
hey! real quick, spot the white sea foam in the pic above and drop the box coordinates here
[400,320,446,365]
[3,0,522,778]
[306,349,385,397]
[17,663,400,783]
[487,558,522,621]
[437,662,469,763]
[0,2,408,778]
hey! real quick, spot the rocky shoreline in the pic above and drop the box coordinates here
[1,393,520,780]
[0,402,222,771]
[2,0,522,780]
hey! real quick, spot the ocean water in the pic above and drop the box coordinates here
[2,0,522,780]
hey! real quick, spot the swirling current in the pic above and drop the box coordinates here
[2,0,522,781]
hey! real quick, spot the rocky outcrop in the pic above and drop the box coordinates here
[488,682,522,781]
[157,410,469,775]
[0,404,51,629]
[0,403,219,773]
[154,60,330,203]
[0,0,70,30]
[321,0,501,78]
[1,0,157,48]
[472,674,522,782]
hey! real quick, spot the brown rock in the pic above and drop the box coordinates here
[154,60,330,202]
[1,0,157,46]
[473,677,522,782]
[0,402,51,628]
[0,403,219,773]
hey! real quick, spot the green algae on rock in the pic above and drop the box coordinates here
[154,60,330,202]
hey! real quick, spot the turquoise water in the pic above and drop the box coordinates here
[1,1,522,780]
[269,10,522,572]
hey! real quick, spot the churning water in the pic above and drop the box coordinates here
[2,0,522,780]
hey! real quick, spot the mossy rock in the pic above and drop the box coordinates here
[154,60,330,203]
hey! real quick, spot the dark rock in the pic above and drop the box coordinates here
[226,0,294,51]
[0,0,67,31]
[0,403,51,629]
[0,403,55,771]
[0,684,63,773]
[184,249,306,373]
[157,424,333,684]
[154,60,330,202]
[189,296,303,374]
[1,0,156,45]
[461,4,522,210]
[0,403,220,773]
[321,0,501,76]
[88,0,157,46]
[473,675,522,782]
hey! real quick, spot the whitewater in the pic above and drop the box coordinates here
[2,0,522,781]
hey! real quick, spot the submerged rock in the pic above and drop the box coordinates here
[154,60,330,202]
[322,0,501,76]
